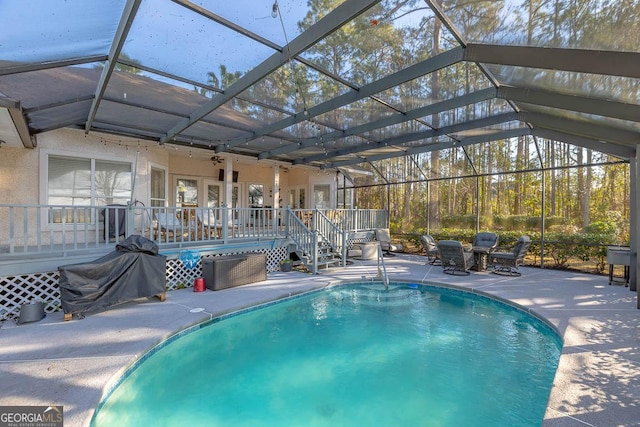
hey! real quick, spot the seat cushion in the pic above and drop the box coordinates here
[375,228,403,252]
[389,243,403,251]
[375,228,391,242]
[474,233,498,248]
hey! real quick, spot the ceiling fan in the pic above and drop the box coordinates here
[210,155,223,165]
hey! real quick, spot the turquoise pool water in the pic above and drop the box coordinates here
[91,283,562,427]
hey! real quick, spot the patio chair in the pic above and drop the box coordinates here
[154,212,183,241]
[375,228,404,256]
[195,209,221,239]
[490,235,532,276]
[420,234,441,265]
[437,240,475,275]
[473,232,499,251]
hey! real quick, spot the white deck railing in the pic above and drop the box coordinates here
[0,204,387,260]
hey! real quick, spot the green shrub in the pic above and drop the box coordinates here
[425,227,615,273]
[545,216,569,229]
[585,220,618,236]
[441,215,476,229]
[542,231,616,271]
[456,215,569,232]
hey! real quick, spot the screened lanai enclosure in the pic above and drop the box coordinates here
[1,0,639,305]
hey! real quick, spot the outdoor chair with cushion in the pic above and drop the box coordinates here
[472,232,499,271]
[420,234,441,265]
[375,228,404,256]
[195,209,221,239]
[473,232,499,251]
[154,212,183,241]
[437,240,475,275]
[490,235,532,276]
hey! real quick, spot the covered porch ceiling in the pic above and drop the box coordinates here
[0,0,638,167]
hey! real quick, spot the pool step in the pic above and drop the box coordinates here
[332,285,419,307]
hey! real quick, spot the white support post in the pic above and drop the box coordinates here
[272,164,280,209]
[224,157,233,239]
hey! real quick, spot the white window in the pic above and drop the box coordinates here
[150,166,167,207]
[288,187,306,209]
[313,184,331,209]
[248,184,264,207]
[337,187,354,209]
[47,155,132,223]
[176,178,198,207]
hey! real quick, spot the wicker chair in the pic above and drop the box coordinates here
[420,235,441,265]
[472,232,499,251]
[490,236,532,276]
[437,240,475,275]
[154,212,181,240]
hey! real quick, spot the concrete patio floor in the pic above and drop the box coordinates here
[1,253,638,426]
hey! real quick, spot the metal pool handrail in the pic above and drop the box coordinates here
[377,243,389,289]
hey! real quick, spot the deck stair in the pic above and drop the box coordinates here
[314,239,342,270]
[287,208,346,274]
[290,235,342,271]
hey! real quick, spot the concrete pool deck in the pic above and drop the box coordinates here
[1,254,638,426]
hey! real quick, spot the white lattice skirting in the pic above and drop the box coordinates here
[0,247,288,322]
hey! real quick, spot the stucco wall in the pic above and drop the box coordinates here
[167,154,315,207]
[33,128,169,205]
[0,129,172,246]
[0,146,39,205]
[0,128,172,206]
[0,127,336,209]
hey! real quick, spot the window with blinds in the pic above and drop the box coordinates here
[47,155,132,223]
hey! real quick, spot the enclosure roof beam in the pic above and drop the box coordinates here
[259,86,496,160]
[368,162,389,184]
[518,111,640,146]
[173,0,282,51]
[465,44,640,79]
[498,86,640,123]
[0,55,108,76]
[85,0,142,133]
[532,128,635,159]
[160,0,381,145]
[224,47,465,152]
[322,128,530,168]
[175,0,361,95]
[297,112,518,164]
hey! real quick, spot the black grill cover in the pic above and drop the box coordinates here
[58,235,166,317]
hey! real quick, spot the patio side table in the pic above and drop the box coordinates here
[360,242,379,260]
[472,246,492,272]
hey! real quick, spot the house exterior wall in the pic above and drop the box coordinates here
[309,171,336,209]
[0,127,339,211]
[32,128,169,206]
[167,154,303,208]
[0,145,39,205]
[287,168,309,187]
[0,129,367,320]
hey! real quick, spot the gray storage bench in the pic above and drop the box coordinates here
[202,253,267,291]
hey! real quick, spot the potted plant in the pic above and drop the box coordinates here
[280,258,293,272]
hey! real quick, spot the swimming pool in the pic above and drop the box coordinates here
[91,282,562,426]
